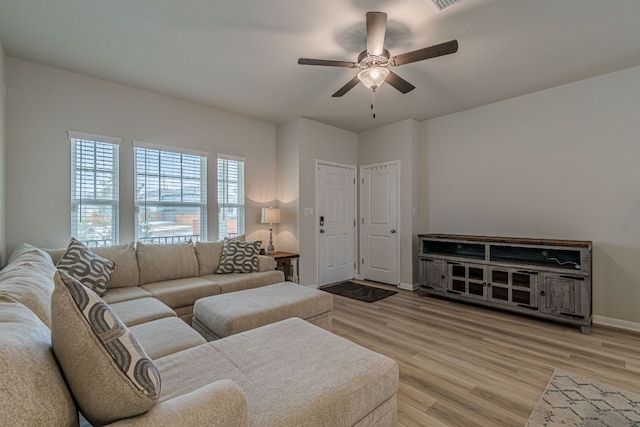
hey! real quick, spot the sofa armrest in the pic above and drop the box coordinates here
[107,380,248,427]
[258,255,276,272]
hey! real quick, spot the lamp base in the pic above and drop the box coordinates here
[266,226,275,254]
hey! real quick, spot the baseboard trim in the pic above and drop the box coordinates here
[398,282,418,291]
[593,315,640,333]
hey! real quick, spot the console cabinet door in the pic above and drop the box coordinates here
[448,262,487,300]
[420,258,447,291]
[488,267,538,308]
[540,274,584,316]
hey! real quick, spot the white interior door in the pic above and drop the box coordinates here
[317,162,356,287]
[360,162,399,285]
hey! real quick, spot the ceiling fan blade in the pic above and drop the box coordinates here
[385,71,415,94]
[332,76,361,97]
[366,12,387,56]
[391,40,458,66]
[298,58,357,68]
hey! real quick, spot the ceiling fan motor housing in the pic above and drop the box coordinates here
[358,49,391,68]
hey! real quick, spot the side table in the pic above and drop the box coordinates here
[265,252,299,284]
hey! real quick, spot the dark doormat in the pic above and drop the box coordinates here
[321,281,397,303]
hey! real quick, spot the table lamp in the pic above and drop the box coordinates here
[261,207,281,254]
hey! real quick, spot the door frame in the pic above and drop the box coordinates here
[358,160,401,286]
[315,159,358,286]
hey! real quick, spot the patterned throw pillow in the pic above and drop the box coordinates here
[52,270,161,425]
[57,238,116,296]
[216,239,262,273]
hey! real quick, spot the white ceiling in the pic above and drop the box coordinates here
[1,0,640,133]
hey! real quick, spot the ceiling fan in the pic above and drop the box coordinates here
[298,11,458,99]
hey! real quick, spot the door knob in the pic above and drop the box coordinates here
[320,229,325,234]
[390,229,396,234]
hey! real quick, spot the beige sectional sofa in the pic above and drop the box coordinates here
[0,242,399,426]
[46,240,285,323]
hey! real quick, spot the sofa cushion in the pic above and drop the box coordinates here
[154,318,399,426]
[92,242,139,288]
[141,277,220,309]
[7,242,54,266]
[216,239,262,274]
[51,271,161,426]
[194,241,224,275]
[46,245,137,287]
[102,286,154,304]
[0,244,57,327]
[56,238,116,296]
[130,317,207,359]
[0,301,78,427]
[201,270,284,294]
[137,241,199,285]
[110,297,176,327]
[43,247,67,265]
[258,255,276,272]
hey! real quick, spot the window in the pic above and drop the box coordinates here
[217,155,245,240]
[69,131,120,247]
[134,142,207,244]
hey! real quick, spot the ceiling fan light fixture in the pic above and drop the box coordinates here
[357,66,390,90]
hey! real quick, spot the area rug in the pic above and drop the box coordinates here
[526,369,640,426]
[321,281,397,303]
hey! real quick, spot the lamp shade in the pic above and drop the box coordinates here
[261,207,281,224]
[357,66,390,90]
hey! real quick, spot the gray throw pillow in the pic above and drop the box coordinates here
[57,238,116,296]
[216,239,262,273]
[52,270,161,425]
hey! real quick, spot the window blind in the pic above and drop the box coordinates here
[69,131,120,247]
[134,144,207,244]
[217,155,245,240]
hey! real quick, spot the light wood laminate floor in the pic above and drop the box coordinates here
[330,282,640,427]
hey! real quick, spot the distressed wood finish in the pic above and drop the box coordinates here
[418,234,592,333]
[331,283,640,427]
[418,233,592,248]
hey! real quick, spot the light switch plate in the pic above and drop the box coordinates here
[304,208,314,216]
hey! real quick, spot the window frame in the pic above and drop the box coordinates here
[69,131,121,247]
[133,141,208,244]
[217,154,246,240]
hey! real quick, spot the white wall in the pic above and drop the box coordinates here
[420,65,640,327]
[358,119,419,288]
[276,120,300,254]
[276,118,357,286]
[5,58,277,253]
[0,42,6,264]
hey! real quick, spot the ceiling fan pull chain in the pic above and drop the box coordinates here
[371,89,376,119]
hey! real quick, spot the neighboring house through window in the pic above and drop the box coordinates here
[69,131,120,247]
[217,154,245,240]
[134,142,207,244]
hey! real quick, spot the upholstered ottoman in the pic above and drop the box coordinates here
[192,282,333,340]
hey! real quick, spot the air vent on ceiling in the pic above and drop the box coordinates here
[427,0,462,13]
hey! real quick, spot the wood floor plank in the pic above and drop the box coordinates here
[329,283,640,426]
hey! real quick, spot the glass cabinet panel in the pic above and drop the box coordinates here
[488,267,537,307]
[447,263,487,300]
